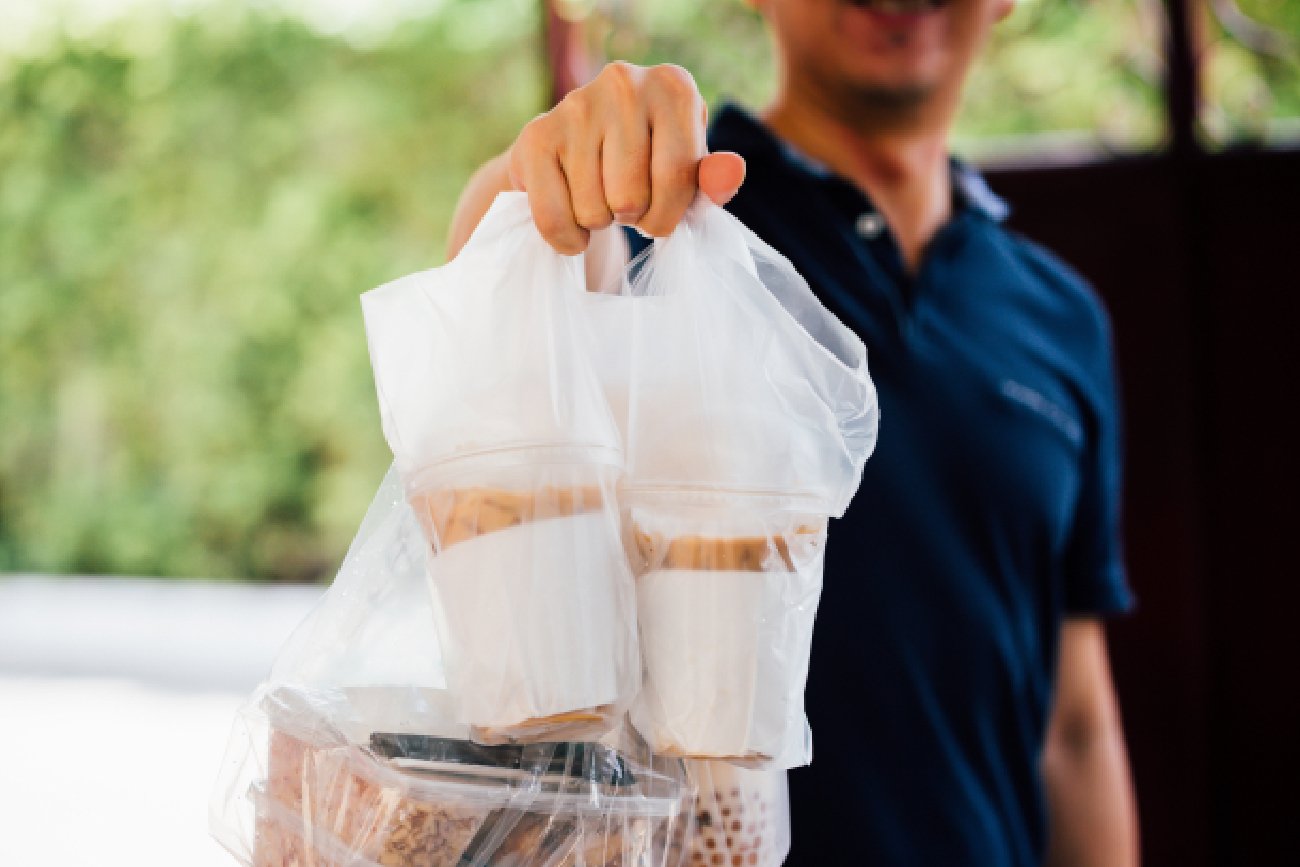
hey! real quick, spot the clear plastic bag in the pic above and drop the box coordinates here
[256,691,689,867]
[210,470,694,867]
[361,193,639,742]
[211,191,861,864]
[588,198,879,768]
[242,690,691,867]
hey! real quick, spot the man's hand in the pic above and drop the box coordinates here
[505,62,746,254]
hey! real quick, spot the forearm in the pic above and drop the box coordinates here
[446,152,514,260]
[1042,704,1139,866]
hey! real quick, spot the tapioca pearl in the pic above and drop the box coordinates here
[730,820,743,833]
[711,854,726,865]
[747,854,759,865]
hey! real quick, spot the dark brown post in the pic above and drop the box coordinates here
[542,0,595,107]
[1163,0,1203,155]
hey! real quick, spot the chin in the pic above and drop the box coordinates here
[846,78,937,110]
[829,57,943,109]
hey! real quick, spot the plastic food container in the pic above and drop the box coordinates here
[256,709,689,867]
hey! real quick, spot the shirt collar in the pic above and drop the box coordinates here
[951,160,1010,222]
[710,101,1010,223]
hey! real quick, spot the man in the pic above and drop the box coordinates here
[446,0,1139,864]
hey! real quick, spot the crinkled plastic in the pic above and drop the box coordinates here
[210,470,695,867]
[252,691,690,867]
[361,193,639,741]
[212,190,868,864]
[361,193,622,477]
[586,197,877,514]
[587,197,879,768]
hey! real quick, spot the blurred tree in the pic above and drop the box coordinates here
[580,0,1169,158]
[2,0,1291,583]
[1203,0,1300,144]
[0,1,542,582]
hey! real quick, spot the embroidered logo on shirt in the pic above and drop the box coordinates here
[999,379,1083,447]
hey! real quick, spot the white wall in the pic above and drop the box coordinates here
[0,576,322,867]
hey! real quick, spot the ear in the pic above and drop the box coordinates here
[994,0,1016,22]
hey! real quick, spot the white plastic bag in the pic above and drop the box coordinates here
[210,469,694,867]
[211,190,866,866]
[361,194,639,743]
[588,197,879,768]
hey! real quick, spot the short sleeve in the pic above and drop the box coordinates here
[1062,312,1136,616]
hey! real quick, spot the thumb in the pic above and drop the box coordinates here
[698,151,746,207]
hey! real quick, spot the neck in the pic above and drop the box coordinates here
[762,76,955,274]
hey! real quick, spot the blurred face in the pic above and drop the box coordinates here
[755,0,1015,111]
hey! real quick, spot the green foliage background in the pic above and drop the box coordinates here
[1,0,1295,582]
[1,1,543,581]
[592,0,1170,153]
[1205,0,1300,140]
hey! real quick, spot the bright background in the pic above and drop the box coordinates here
[3,0,1296,585]
[1,1,1297,866]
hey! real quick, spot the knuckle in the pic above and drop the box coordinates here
[600,60,641,91]
[638,214,676,238]
[515,116,550,153]
[556,231,589,255]
[595,60,642,100]
[559,88,593,123]
[608,189,650,217]
[650,63,698,99]
[574,205,612,230]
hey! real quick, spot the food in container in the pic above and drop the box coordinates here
[255,707,688,867]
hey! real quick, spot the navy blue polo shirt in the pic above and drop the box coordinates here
[698,104,1134,866]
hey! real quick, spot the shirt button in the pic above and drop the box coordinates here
[855,211,885,239]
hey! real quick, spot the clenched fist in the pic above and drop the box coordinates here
[505,62,747,255]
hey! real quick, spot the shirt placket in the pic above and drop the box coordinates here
[829,180,922,346]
